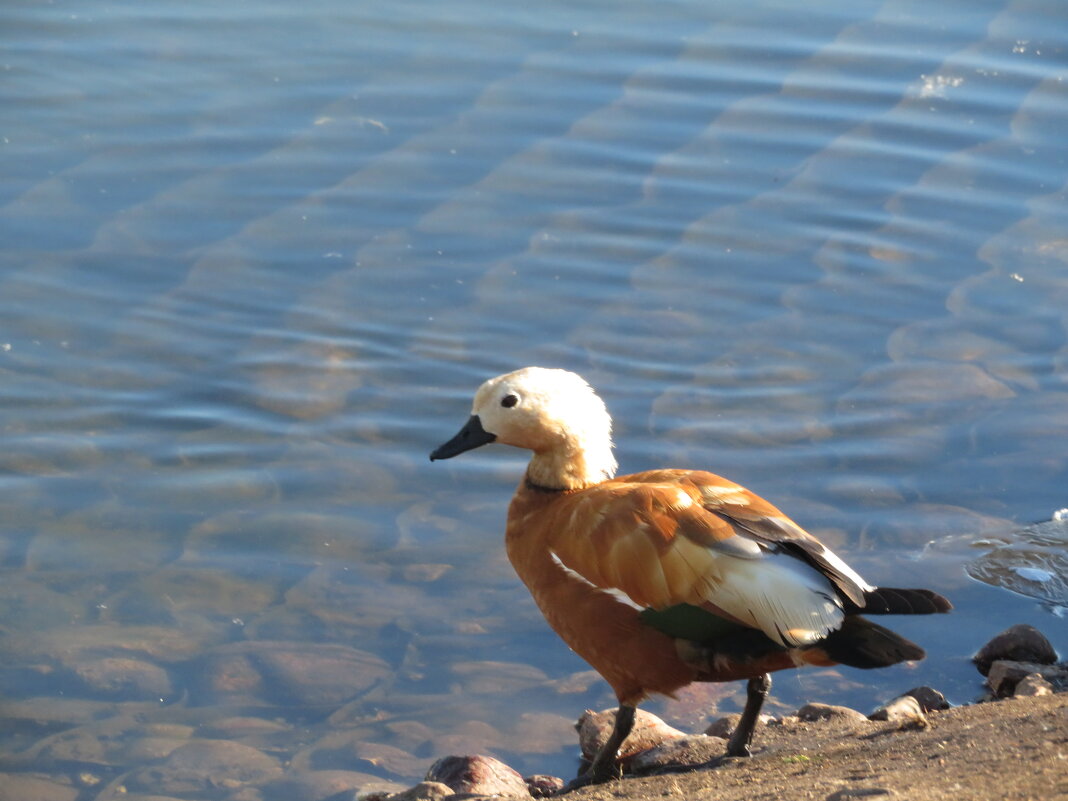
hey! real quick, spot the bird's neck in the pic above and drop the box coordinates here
[526,437,617,491]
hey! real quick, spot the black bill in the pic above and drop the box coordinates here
[429,415,496,461]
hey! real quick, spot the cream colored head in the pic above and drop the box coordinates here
[431,367,618,490]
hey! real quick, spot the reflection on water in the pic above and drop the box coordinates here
[1,0,1067,796]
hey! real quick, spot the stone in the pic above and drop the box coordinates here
[629,733,726,774]
[797,703,869,725]
[900,686,950,712]
[1014,673,1055,697]
[973,624,1058,676]
[524,774,565,797]
[576,708,685,763]
[199,641,390,706]
[0,773,79,801]
[704,713,774,739]
[425,755,529,798]
[987,660,1068,698]
[384,781,453,801]
[69,657,173,701]
[868,695,925,724]
[265,770,386,801]
[122,740,283,795]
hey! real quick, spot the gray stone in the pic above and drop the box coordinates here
[69,657,173,700]
[901,686,950,712]
[0,773,79,801]
[973,624,1058,676]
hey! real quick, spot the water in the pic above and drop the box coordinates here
[1,0,1066,796]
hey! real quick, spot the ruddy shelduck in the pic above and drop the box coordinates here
[430,367,951,785]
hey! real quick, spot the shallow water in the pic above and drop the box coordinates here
[1,0,1067,796]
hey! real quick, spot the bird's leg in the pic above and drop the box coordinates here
[726,673,771,757]
[569,704,636,788]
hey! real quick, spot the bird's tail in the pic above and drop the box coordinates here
[844,587,952,616]
[806,615,925,669]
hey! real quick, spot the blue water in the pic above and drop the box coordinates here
[1,0,1066,794]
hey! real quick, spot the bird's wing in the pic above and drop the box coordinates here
[546,471,869,646]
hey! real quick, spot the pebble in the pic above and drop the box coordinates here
[899,686,950,713]
[266,769,396,801]
[424,754,530,797]
[973,624,1058,676]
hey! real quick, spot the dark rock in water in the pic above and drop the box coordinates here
[524,774,565,797]
[797,703,869,725]
[629,733,726,774]
[869,695,925,724]
[973,624,1058,676]
[986,660,1068,698]
[425,754,530,798]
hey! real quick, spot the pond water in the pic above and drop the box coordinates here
[1,0,1066,797]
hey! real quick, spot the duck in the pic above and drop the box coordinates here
[430,366,951,785]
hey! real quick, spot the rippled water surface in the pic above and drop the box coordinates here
[2,0,1067,796]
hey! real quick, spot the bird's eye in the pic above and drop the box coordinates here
[501,394,519,408]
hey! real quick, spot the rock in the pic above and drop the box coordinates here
[704,713,775,739]
[900,686,950,713]
[797,703,869,725]
[629,733,726,774]
[1014,674,1055,697]
[265,769,388,801]
[577,708,685,762]
[524,774,565,797]
[973,624,1058,676]
[868,695,925,724]
[198,641,390,706]
[987,660,1068,698]
[122,740,283,795]
[69,657,173,701]
[0,773,79,801]
[425,755,529,798]
[384,781,453,801]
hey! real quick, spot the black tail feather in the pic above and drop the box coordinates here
[844,587,952,616]
[818,616,926,669]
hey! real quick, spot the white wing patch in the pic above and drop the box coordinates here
[698,551,845,647]
[549,550,645,611]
